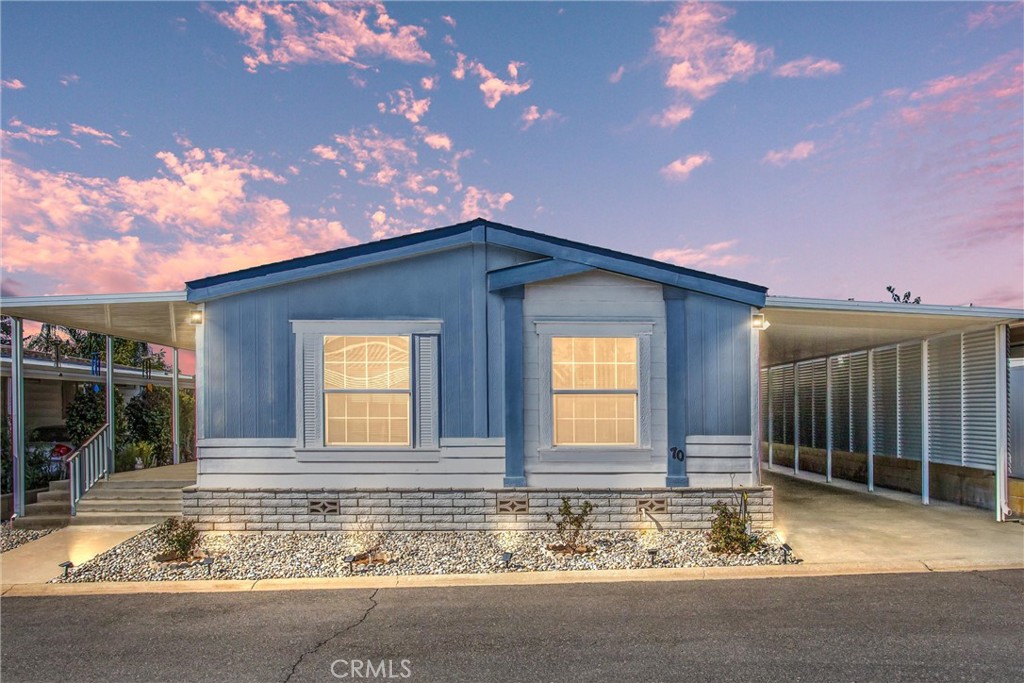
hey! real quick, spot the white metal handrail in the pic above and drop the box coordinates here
[68,423,110,516]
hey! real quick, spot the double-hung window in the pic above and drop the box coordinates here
[537,321,653,454]
[293,321,440,452]
[552,337,638,446]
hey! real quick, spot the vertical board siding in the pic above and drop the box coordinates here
[684,293,752,435]
[898,344,922,460]
[962,328,997,470]
[872,347,898,457]
[928,334,962,465]
[850,352,869,454]
[830,356,851,452]
[203,245,531,440]
[522,270,667,477]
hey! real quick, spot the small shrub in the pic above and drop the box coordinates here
[546,497,595,550]
[154,517,199,560]
[117,441,156,472]
[707,499,762,554]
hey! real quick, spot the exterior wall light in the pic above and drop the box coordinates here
[189,309,204,325]
[751,313,770,330]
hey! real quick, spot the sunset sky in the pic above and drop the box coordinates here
[2,1,1022,311]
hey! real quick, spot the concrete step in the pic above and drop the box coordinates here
[23,501,71,516]
[82,488,183,501]
[91,480,193,490]
[47,479,70,491]
[76,499,181,513]
[11,515,68,530]
[69,512,171,526]
[37,490,73,503]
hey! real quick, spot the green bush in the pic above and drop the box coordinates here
[125,388,172,465]
[154,517,199,560]
[707,499,763,554]
[65,385,127,451]
[546,497,595,550]
[117,442,156,472]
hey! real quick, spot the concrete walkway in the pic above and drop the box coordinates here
[1,525,150,589]
[765,468,1024,566]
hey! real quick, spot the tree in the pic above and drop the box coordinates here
[886,285,921,305]
[26,324,74,360]
[0,317,10,346]
[65,385,128,452]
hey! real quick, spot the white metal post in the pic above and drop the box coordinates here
[995,325,1009,521]
[921,338,930,505]
[767,368,774,470]
[793,363,800,474]
[867,349,875,492]
[105,335,114,476]
[751,322,761,485]
[10,318,25,517]
[826,356,833,483]
[172,348,180,465]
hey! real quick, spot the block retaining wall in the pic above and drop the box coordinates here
[182,487,773,533]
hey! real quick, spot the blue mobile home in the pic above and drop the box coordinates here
[182,219,771,532]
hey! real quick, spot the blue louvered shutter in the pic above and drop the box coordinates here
[302,333,323,448]
[414,334,439,449]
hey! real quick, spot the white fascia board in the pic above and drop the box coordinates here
[0,291,187,308]
[767,296,1024,320]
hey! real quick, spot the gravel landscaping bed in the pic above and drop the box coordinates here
[55,528,796,583]
[1,522,56,553]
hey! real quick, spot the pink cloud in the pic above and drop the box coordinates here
[653,240,753,270]
[211,1,431,73]
[762,140,816,167]
[650,103,694,128]
[652,3,772,101]
[441,15,456,28]
[3,118,60,144]
[1,78,25,90]
[520,105,563,130]
[895,52,1022,127]
[420,75,438,91]
[466,58,531,108]
[460,186,514,220]
[59,74,80,86]
[311,144,338,160]
[660,152,711,180]
[774,57,843,78]
[967,2,1023,30]
[451,52,468,80]
[421,131,452,151]
[378,87,431,122]
[609,65,626,84]
[70,123,120,147]
[1,150,358,295]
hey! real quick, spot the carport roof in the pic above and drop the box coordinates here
[0,291,196,351]
[762,296,1024,366]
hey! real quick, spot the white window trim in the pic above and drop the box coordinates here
[291,320,441,457]
[534,320,654,462]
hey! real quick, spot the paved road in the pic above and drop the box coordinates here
[2,571,1022,683]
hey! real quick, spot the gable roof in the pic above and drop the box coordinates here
[186,218,767,307]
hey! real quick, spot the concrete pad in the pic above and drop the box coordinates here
[765,469,1024,566]
[0,524,150,589]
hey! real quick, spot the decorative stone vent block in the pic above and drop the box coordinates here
[308,499,341,515]
[636,498,668,515]
[183,486,774,534]
[496,497,529,514]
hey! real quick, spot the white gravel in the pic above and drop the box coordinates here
[1,522,55,553]
[55,528,797,583]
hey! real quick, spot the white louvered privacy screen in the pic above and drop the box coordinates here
[763,326,1004,471]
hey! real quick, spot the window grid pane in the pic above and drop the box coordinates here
[325,393,410,446]
[553,394,637,446]
[551,337,637,390]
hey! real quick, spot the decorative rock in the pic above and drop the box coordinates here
[1,522,55,553]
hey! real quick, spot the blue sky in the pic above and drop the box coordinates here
[2,1,1022,309]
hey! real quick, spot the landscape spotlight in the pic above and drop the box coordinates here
[58,561,74,578]
[781,543,792,565]
[344,555,356,573]
[501,551,513,569]
[199,556,214,576]
[647,548,658,567]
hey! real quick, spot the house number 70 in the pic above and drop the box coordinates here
[670,447,684,461]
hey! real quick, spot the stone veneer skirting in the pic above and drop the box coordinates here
[182,486,773,533]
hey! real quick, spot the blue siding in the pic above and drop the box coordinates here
[203,244,534,440]
[683,293,751,435]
